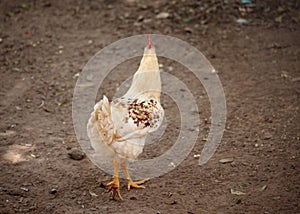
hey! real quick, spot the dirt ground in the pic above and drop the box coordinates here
[0,0,299,213]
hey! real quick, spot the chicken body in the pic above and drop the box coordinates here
[87,37,164,200]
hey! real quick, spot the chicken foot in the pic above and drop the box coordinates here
[106,159,123,200]
[121,162,149,190]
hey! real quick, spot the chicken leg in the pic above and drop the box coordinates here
[106,159,123,200]
[121,162,149,190]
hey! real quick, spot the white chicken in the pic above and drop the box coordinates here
[87,36,164,200]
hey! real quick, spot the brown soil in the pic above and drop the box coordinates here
[0,0,299,213]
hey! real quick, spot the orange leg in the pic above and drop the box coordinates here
[106,159,123,200]
[121,162,149,191]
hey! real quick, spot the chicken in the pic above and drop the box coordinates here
[87,36,164,200]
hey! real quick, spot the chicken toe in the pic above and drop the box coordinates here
[127,178,150,190]
[106,178,123,200]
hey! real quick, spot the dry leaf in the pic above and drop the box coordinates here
[43,107,53,113]
[89,190,98,197]
[260,185,267,191]
[230,189,246,195]
[219,158,234,164]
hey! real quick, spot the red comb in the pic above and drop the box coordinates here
[147,35,152,49]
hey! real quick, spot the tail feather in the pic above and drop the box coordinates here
[87,96,115,153]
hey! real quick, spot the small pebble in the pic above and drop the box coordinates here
[130,196,137,200]
[168,66,173,71]
[264,133,272,140]
[156,12,169,19]
[184,27,193,33]
[50,188,57,194]
[15,106,22,111]
[137,15,144,22]
[166,200,177,205]
[168,162,175,167]
[68,148,85,160]
[236,18,248,24]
